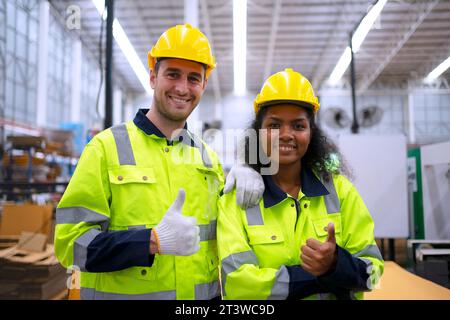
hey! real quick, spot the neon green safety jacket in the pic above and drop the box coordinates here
[55,110,224,299]
[217,168,384,300]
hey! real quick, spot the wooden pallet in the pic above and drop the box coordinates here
[0,244,54,264]
[0,235,20,250]
[0,244,68,300]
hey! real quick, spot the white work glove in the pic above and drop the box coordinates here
[153,189,200,256]
[223,164,265,209]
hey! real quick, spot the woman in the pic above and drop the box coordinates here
[217,69,384,300]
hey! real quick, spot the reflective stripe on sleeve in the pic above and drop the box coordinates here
[127,225,147,230]
[352,244,383,261]
[267,265,289,300]
[359,257,373,267]
[56,207,109,231]
[221,250,259,296]
[74,228,102,272]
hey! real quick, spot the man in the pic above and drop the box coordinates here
[54,24,264,300]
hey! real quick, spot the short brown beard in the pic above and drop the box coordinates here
[153,94,192,122]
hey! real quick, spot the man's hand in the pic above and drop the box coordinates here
[223,164,265,209]
[300,223,337,276]
[153,189,200,256]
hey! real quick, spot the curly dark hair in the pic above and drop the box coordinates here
[244,105,351,181]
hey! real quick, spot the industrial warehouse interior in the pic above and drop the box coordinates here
[0,0,449,301]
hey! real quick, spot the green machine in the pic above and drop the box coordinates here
[407,148,425,239]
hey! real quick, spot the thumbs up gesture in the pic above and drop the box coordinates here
[153,189,200,256]
[300,223,338,276]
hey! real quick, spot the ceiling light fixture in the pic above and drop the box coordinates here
[328,0,388,85]
[424,56,450,83]
[92,0,152,95]
[233,0,247,96]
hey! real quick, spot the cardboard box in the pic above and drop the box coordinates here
[0,204,54,238]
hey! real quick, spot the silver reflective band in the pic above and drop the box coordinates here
[195,280,220,300]
[200,146,213,168]
[199,221,217,241]
[353,245,383,261]
[359,257,373,267]
[74,228,101,272]
[189,132,213,168]
[127,225,147,230]
[80,287,176,300]
[246,205,264,226]
[321,177,340,214]
[56,207,109,231]
[221,250,258,296]
[267,265,289,300]
[111,124,136,166]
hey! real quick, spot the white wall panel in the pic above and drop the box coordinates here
[420,140,450,240]
[338,134,409,238]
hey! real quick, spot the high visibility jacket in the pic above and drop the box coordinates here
[217,167,384,300]
[55,110,224,300]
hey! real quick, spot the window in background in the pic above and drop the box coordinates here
[46,8,72,128]
[80,49,102,131]
[414,93,450,144]
[3,0,39,125]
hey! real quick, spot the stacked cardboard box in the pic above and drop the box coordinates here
[0,204,68,299]
[0,244,67,299]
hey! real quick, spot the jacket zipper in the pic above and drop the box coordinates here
[292,198,301,231]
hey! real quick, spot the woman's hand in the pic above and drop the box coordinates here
[300,223,337,276]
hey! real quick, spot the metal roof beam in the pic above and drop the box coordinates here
[356,0,440,94]
[263,0,282,81]
[200,0,222,120]
[415,41,450,81]
[310,3,351,89]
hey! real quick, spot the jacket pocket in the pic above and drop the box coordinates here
[107,166,159,225]
[246,226,287,268]
[246,225,285,245]
[311,213,342,238]
[108,166,156,185]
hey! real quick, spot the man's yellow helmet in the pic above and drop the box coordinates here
[148,24,216,78]
[254,68,320,114]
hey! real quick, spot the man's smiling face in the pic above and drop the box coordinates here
[150,58,208,122]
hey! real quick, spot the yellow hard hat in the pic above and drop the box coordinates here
[253,68,320,114]
[148,24,216,78]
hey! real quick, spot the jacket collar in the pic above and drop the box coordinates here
[133,109,189,138]
[133,108,199,146]
[262,164,329,208]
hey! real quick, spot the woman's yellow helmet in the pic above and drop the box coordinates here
[254,68,320,114]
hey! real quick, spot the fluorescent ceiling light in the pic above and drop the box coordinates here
[351,0,387,53]
[91,0,152,95]
[233,0,247,96]
[327,0,387,85]
[328,47,351,85]
[92,0,107,20]
[424,56,450,83]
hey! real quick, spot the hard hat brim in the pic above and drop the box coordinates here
[258,100,317,112]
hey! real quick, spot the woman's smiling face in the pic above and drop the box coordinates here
[261,104,312,166]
